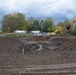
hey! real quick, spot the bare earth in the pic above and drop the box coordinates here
[0,36,76,75]
[0,36,76,66]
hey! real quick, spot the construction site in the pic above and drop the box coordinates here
[0,18,76,75]
[0,35,76,75]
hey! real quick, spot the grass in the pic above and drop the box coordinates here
[4,33,31,37]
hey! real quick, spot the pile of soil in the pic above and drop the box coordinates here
[0,36,76,66]
[22,38,76,65]
[0,37,23,53]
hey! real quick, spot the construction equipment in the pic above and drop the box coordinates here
[66,18,76,30]
[50,26,63,36]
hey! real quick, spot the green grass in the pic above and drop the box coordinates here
[4,33,31,37]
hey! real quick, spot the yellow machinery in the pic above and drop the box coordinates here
[50,18,76,36]
[66,18,76,30]
[50,26,63,36]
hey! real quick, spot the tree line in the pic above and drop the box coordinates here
[1,12,76,35]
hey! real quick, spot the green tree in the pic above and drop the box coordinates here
[27,17,35,31]
[43,18,54,32]
[33,20,40,30]
[28,17,34,24]
[40,20,45,32]
[1,12,27,32]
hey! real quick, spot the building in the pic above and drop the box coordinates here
[15,30,26,33]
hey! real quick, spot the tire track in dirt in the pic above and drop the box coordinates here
[0,63,76,74]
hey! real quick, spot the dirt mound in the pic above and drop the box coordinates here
[15,37,76,65]
[54,38,76,51]
[0,37,76,66]
[0,37,23,53]
[22,37,76,65]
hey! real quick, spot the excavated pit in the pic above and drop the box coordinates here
[22,42,62,52]
[19,36,63,53]
[1,36,76,75]
[0,36,76,66]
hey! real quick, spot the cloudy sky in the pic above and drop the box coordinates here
[0,0,76,24]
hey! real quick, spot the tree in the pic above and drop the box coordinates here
[40,20,45,32]
[28,17,34,24]
[27,17,35,31]
[33,20,39,30]
[43,18,54,32]
[1,12,27,32]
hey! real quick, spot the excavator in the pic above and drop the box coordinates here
[66,18,76,30]
[50,26,63,36]
[50,18,76,36]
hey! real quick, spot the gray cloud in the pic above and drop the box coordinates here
[0,0,76,23]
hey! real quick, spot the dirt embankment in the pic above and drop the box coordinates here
[0,37,23,53]
[0,36,76,66]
